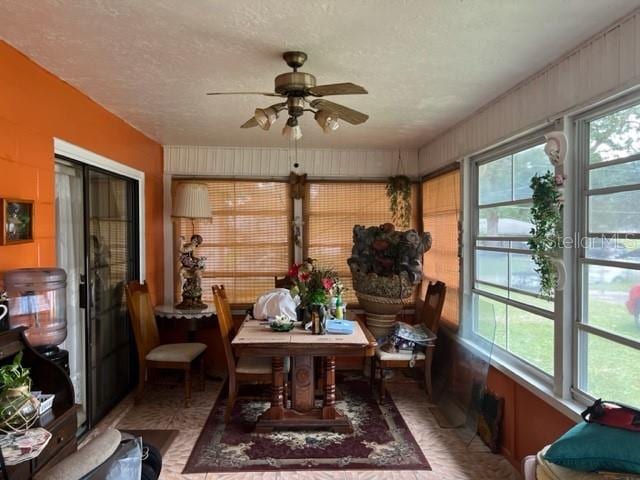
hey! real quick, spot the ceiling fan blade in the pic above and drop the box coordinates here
[206,91,282,97]
[241,117,258,128]
[307,82,368,96]
[310,99,369,125]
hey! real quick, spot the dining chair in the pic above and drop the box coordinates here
[212,285,290,423]
[125,281,206,407]
[370,280,446,401]
[274,276,294,289]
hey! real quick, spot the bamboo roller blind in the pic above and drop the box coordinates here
[173,180,291,304]
[303,182,418,305]
[421,169,461,329]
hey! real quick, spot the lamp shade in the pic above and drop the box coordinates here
[172,182,211,219]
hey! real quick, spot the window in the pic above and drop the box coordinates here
[422,169,461,329]
[173,180,291,305]
[576,99,640,407]
[471,138,556,377]
[303,182,418,305]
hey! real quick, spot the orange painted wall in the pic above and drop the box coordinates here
[487,367,576,467]
[0,41,164,301]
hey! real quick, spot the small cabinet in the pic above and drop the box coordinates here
[1,327,78,479]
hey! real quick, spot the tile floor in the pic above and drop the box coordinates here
[88,375,520,480]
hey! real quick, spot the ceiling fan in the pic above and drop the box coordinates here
[206,51,369,140]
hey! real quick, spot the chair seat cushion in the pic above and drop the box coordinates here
[146,342,206,363]
[536,445,603,479]
[236,356,290,375]
[544,422,640,474]
[375,346,426,361]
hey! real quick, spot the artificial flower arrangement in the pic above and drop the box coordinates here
[287,258,345,307]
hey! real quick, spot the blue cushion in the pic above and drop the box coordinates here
[544,422,640,474]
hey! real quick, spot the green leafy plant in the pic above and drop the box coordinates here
[0,351,31,392]
[528,171,563,297]
[287,259,341,308]
[386,175,412,228]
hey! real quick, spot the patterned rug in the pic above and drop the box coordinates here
[183,374,430,473]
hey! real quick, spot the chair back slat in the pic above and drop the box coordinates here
[125,281,160,361]
[421,281,447,334]
[212,285,237,377]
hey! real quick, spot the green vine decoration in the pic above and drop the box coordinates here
[386,175,412,228]
[527,171,563,297]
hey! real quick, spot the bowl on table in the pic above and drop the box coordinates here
[268,314,296,332]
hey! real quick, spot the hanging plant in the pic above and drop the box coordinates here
[386,175,412,228]
[527,171,563,297]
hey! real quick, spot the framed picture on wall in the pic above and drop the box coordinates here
[1,199,34,245]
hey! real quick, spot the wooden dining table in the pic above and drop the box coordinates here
[231,318,376,433]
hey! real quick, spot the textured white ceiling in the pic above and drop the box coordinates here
[1,0,638,148]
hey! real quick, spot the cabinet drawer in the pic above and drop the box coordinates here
[34,418,77,470]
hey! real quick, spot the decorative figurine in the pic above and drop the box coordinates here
[176,234,207,310]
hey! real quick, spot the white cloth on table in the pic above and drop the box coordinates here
[253,288,297,320]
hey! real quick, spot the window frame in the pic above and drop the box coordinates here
[573,93,640,406]
[467,125,560,386]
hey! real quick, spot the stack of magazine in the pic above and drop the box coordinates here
[0,428,52,465]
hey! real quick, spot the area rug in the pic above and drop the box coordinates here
[183,374,430,473]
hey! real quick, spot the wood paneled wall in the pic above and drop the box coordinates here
[165,145,419,179]
[418,8,640,174]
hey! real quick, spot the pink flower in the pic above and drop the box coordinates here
[322,278,334,290]
[288,263,299,278]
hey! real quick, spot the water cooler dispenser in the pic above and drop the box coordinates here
[3,268,70,374]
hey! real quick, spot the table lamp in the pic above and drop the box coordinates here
[172,182,211,310]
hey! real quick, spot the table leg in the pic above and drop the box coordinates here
[322,356,337,419]
[255,356,285,432]
[292,355,314,412]
[255,355,353,433]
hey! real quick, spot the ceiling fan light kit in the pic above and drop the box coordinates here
[282,117,302,141]
[207,51,369,140]
[315,110,339,134]
[254,105,280,130]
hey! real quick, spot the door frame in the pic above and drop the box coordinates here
[54,138,146,281]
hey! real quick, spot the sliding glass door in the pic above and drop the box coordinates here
[87,168,139,424]
[55,157,139,430]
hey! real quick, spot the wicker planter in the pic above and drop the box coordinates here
[355,291,412,339]
[348,224,432,339]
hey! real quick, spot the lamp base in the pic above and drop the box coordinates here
[175,297,207,311]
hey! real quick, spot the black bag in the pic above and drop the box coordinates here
[141,443,162,480]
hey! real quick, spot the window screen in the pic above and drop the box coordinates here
[303,181,418,305]
[173,180,291,305]
[422,169,461,329]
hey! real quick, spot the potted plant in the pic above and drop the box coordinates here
[386,176,412,228]
[0,351,31,398]
[528,171,564,297]
[348,223,431,338]
[0,351,38,433]
[287,259,342,330]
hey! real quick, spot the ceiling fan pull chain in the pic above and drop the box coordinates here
[396,149,406,176]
